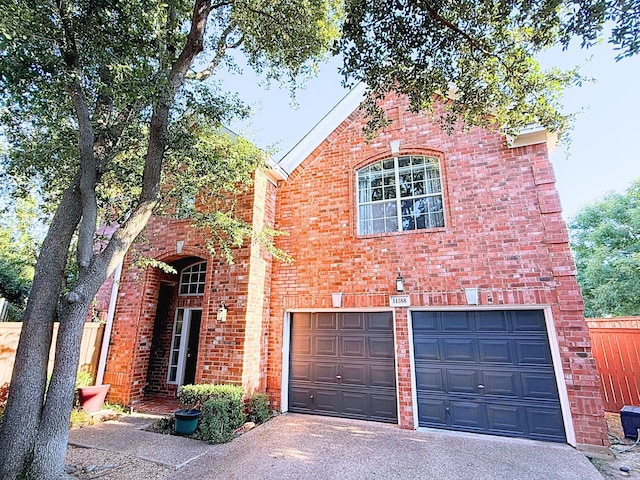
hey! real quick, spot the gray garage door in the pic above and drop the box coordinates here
[412,310,566,442]
[288,312,397,423]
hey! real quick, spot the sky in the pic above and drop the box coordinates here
[220,42,640,221]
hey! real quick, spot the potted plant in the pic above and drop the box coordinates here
[76,372,111,413]
[174,408,201,435]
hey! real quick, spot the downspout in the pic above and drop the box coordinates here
[95,260,123,385]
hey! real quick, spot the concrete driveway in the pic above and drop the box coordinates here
[165,413,602,480]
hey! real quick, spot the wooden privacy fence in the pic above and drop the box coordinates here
[0,322,104,385]
[587,317,640,412]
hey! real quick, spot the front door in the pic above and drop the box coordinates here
[168,308,202,386]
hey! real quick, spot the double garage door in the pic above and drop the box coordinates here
[288,309,566,443]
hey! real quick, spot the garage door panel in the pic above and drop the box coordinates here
[290,362,312,382]
[417,398,447,425]
[294,313,313,331]
[441,312,473,331]
[370,394,398,420]
[512,311,547,332]
[482,371,519,397]
[413,338,441,360]
[413,310,566,443]
[476,311,509,332]
[526,407,565,439]
[316,313,337,330]
[368,312,394,331]
[289,387,312,411]
[314,363,339,384]
[447,369,480,394]
[341,364,366,386]
[415,367,444,391]
[449,401,485,428]
[341,312,365,330]
[342,391,368,416]
[478,340,513,363]
[341,337,366,357]
[516,340,552,364]
[292,335,312,355]
[522,373,560,400]
[314,389,341,412]
[412,312,438,331]
[315,336,338,356]
[369,337,395,359]
[443,339,475,362]
[370,364,397,388]
[486,404,523,433]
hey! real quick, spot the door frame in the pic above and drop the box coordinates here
[280,308,399,424]
[407,305,576,446]
[167,307,202,386]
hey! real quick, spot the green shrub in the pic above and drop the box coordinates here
[198,396,246,444]
[177,384,244,410]
[248,392,270,424]
[75,372,94,388]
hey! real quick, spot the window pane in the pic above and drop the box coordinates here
[178,262,206,296]
[373,219,385,233]
[357,156,445,234]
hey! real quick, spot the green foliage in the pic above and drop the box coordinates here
[148,416,175,435]
[248,392,270,425]
[0,195,42,316]
[197,396,245,444]
[338,0,639,137]
[177,383,244,411]
[569,179,640,317]
[75,372,94,389]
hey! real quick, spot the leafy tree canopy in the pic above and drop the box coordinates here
[570,179,640,317]
[339,0,640,136]
[0,195,41,313]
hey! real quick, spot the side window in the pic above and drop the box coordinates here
[178,261,206,295]
[357,155,444,235]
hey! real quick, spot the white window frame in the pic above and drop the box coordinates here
[357,155,445,235]
[178,261,207,296]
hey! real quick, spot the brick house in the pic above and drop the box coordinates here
[99,85,607,448]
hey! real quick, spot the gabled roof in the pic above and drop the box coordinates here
[278,83,366,174]
[277,83,557,176]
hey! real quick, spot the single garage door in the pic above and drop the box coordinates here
[288,311,397,423]
[412,310,566,442]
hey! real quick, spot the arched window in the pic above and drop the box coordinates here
[178,261,207,295]
[357,155,445,235]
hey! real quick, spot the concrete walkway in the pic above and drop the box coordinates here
[68,413,604,479]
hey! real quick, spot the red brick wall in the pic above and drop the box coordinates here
[267,94,607,446]
[103,171,277,404]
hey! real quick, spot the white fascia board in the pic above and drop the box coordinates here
[508,125,559,154]
[264,157,288,183]
[278,83,367,174]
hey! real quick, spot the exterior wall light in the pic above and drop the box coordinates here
[217,301,228,322]
[396,273,405,293]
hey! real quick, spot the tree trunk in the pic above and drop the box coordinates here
[28,296,95,479]
[0,181,82,480]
